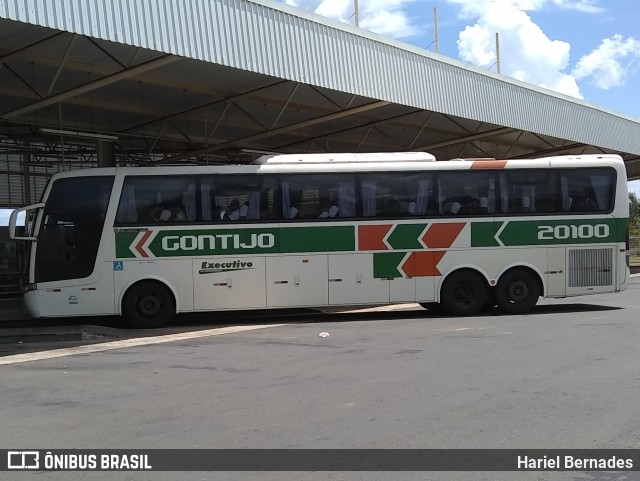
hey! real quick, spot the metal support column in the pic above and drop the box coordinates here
[97,141,115,167]
[22,142,32,205]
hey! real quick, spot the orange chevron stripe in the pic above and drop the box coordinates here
[401,251,446,277]
[358,224,392,251]
[135,230,153,258]
[470,160,507,169]
[422,223,465,248]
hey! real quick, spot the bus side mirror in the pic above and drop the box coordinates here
[9,203,44,241]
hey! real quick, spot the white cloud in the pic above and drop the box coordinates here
[572,34,640,89]
[281,0,419,38]
[450,0,583,98]
[447,0,602,16]
[447,0,544,19]
[361,10,417,38]
[286,0,630,100]
[315,0,353,20]
[552,0,603,13]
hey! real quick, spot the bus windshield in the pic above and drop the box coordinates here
[35,176,114,283]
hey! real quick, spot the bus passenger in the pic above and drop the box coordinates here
[152,207,172,222]
[172,206,187,221]
[224,199,241,220]
[444,201,461,215]
[479,197,489,214]
[570,188,598,212]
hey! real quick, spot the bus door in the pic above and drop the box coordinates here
[27,177,115,317]
[9,202,44,289]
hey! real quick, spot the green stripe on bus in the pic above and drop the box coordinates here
[279,226,355,253]
[386,224,428,250]
[115,217,629,259]
[115,225,355,258]
[373,252,406,278]
[147,228,280,257]
[115,231,139,258]
[471,218,628,247]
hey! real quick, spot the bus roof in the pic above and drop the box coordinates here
[39,153,626,181]
[253,152,436,164]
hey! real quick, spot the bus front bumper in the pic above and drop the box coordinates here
[23,290,41,318]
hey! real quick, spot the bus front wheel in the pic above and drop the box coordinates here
[496,268,539,315]
[122,281,174,329]
[439,270,487,317]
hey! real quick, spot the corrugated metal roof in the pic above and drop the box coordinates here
[2,0,640,155]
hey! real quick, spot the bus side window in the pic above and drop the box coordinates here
[360,173,433,219]
[503,170,559,215]
[569,187,598,212]
[438,171,495,217]
[202,174,278,222]
[281,174,356,221]
[562,169,614,213]
[116,176,196,225]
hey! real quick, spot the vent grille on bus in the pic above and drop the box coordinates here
[568,248,613,287]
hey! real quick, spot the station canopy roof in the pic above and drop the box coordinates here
[1,0,640,207]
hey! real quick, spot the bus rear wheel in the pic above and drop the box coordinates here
[122,281,174,329]
[440,270,487,317]
[496,268,539,314]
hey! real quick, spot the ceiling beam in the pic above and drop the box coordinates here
[119,80,288,133]
[273,109,425,151]
[0,32,68,64]
[46,34,77,96]
[2,55,180,119]
[159,100,391,163]
[412,127,516,151]
[508,142,586,158]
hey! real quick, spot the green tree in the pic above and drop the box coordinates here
[630,192,640,235]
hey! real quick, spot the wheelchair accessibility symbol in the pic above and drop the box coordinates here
[113,261,124,271]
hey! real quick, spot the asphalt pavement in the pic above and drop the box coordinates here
[1,278,640,481]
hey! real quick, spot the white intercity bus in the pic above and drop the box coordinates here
[10,152,630,328]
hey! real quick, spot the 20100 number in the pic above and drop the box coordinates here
[538,224,609,240]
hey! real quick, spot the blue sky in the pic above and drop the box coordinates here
[282,0,640,195]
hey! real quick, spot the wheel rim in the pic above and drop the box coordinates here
[452,280,477,307]
[137,294,161,318]
[506,279,529,303]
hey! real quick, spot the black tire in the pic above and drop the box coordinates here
[439,270,488,317]
[496,268,539,315]
[122,281,174,328]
